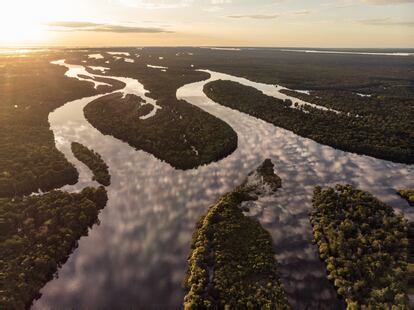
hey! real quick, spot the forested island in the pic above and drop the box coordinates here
[71,142,111,186]
[84,92,237,170]
[398,189,414,206]
[79,52,242,170]
[204,80,413,164]
[310,185,408,308]
[184,159,290,309]
[0,187,108,309]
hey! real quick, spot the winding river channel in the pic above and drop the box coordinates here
[33,60,414,310]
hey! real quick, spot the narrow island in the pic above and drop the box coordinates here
[84,92,238,170]
[184,159,290,309]
[204,80,413,164]
[398,189,414,206]
[310,184,409,308]
[0,186,108,309]
[71,142,111,186]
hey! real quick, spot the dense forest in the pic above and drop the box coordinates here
[96,47,414,93]
[102,47,414,164]
[1,48,412,308]
[310,185,409,308]
[408,223,414,297]
[71,142,111,186]
[398,189,414,206]
[0,54,122,198]
[78,51,241,170]
[71,48,413,167]
[101,47,414,105]
[0,186,108,309]
[408,222,414,298]
[184,159,290,309]
[204,80,413,164]
[84,92,237,170]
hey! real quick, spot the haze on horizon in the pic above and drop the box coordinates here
[0,0,413,48]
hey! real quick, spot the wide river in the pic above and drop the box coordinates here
[33,60,414,309]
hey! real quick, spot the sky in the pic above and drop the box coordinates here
[0,0,413,48]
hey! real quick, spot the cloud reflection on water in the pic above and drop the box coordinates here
[33,64,413,310]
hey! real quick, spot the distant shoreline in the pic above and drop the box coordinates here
[1,46,414,53]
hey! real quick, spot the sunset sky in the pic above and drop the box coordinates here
[1,0,413,47]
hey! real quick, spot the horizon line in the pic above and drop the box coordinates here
[1,45,414,50]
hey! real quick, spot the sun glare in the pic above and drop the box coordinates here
[0,0,62,45]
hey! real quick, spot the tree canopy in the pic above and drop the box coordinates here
[0,187,108,309]
[71,142,111,186]
[184,159,289,309]
[310,184,409,308]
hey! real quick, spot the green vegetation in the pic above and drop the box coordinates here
[71,142,110,186]
[77,48,414,166]
[398,189,414,206]
[84,93,237,170]
[310,184,409,308]
[0,54,116,309]
[96,47,413,164]
[184,159,289,309]
[189,48,414,94]
[117,47,414,117]
[205,80,413,164]
[0,54,121,197]
[0,186,108,309]
[408,223,414,296]
[81,53,240,170]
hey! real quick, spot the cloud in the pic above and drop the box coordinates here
[115,0,232,9]
[204,5,223,12]
[362,0,414,4]
[226,10,310,20]
[358,18,414,26]
[291,10,311,15]
[227,14,279,20]
[47,21,171,33]
[116,0,194,9]
[211,0,232,3]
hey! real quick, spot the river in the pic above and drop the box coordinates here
[33,60,414,310]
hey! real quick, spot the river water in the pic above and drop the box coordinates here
[33,60,414,310]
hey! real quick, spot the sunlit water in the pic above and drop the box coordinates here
[33,61,414,310]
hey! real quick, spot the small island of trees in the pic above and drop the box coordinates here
[184,159,290,309]
[71,142,111,186]
[398,189,414,206]
[310,184,409,308]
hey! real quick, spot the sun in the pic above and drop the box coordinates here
[0,20,46,45]
[0,0,57,46]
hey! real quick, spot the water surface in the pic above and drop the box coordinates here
[33,60,413,310]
